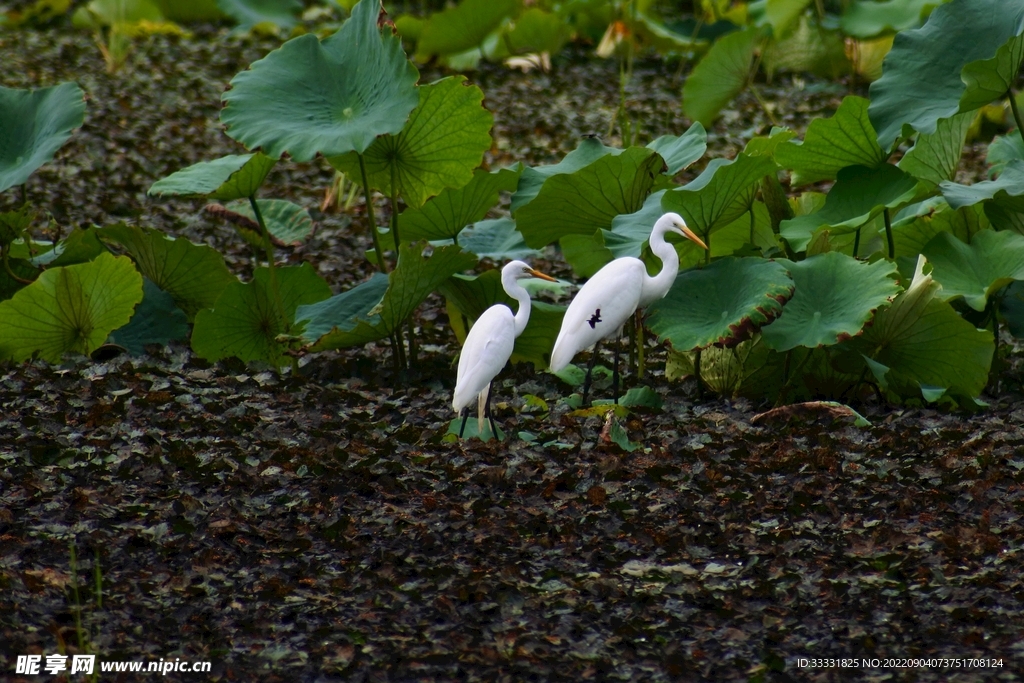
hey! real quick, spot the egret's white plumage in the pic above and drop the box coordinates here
[453,260,556,434]
[549,212,707,390]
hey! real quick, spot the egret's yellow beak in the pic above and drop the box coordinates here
[676,221,708,250]
[528,269,558,282]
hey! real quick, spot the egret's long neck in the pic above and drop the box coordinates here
[507,282,532,337]
[641,221,681,305]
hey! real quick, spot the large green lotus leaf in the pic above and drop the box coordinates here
[0,252,142,362]
[662,153,778,241]
[940,159,1024,209]
[857,268,993,401]
[999,280,1024,337]
[222,198,313,246]
[399,166,521,242]
[560,231,615,279]
[0,82,86,193]
[560,189,714,278]
[629,12,708,56]
[868,0,1024,150]
[781,164,922,252]
[192,263,331,367]
[456,218,539,261]
[440,269,564,369]
[515,146,663,248]
[647,123,707,176]
[959,33,1024,111]
[898,112,973,188]
[506,8,571,55]
[647,257,794,352]
[217,0,300,33]
[97,223,235,320]
[221,0,419,161]
[682,26,758,127]
[511,138,619,213]
[892,203,986,257]
[774,96,885,187]
[840,0,938,38]
[415,0,518,59]
[986,133,1024,177]
[922,229,1024,311]
[743,126,797,158]
[108,278,189,354]
[148,153,276,201]
[301,243,477,350]
[706,201,781,257]
[329,77,493,209]
[765,0,814,36]
[760,252,900,352]
[761,13,848,79]
[294,272,389,344]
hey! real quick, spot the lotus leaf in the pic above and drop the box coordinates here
[108,278,189,354]
[515,147,663,248]
[662,153,777,241]
[192,263,331,367]
[0,82,86,193]
[922,229,1024,311]
[399,166,521,242]
[781,164,922,252]
[97,223,235,320]
[774,96,885,187]
[868,0,1024,150]
[647,257,795,351]
[148,153,276,201]
[330,76,493,209]
[301,243,477,351]
[760,252,900,352]
[0,252,142,362]
[221,0,419,161]
[682,26,759,127]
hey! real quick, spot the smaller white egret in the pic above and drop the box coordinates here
[549,212,707,403]
[453,260,557,438]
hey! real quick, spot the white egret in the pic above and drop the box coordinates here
[453,260,557,438]
[549,212,707,403]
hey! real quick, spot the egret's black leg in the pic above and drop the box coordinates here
[485,383,498,440]
[582,341,602,405]
[612,332,622,405]
[459,408,469,438]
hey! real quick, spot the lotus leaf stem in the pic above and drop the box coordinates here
[247,195,286,326]
[358,154,388,274]
[1,247,34,285]
[1009,89,1024,149]
[883,208,894,259]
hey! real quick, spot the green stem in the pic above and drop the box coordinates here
[248,195,285,324]
[748,206,756,245]
[358,154,388,274]
[852,226,861,258]
[389,165,402,256]
[2,247,34,284]
[1009,88,1024,149]
[883,207,894,259]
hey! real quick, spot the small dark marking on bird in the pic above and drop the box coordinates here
[588,309,602,328]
